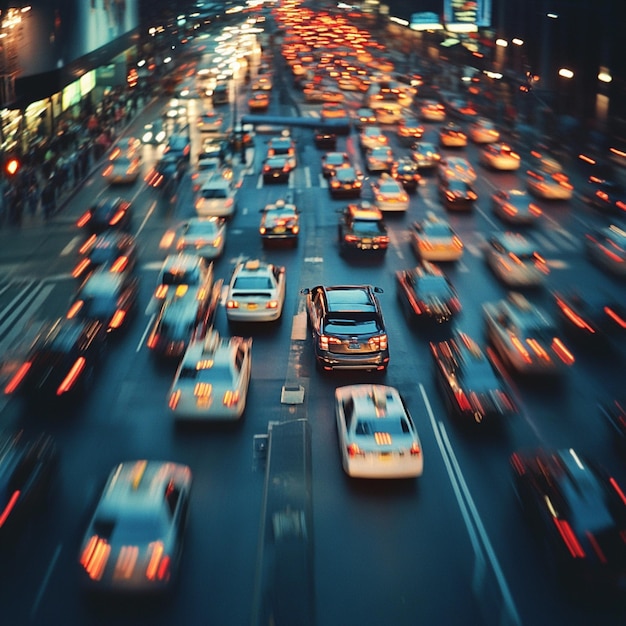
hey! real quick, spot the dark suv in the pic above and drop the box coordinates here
[337,203,389,255]
[300,285,389,372]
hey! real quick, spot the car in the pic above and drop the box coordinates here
[163,133,191,163]
[197,135,228,162]
[467,117,500,143]
[195,177,237,218]
[300,284,389,372]
[439,177,478,210]
[446,99,479,121]
[259,199,300,246]
[479,143,521,171]
[67,268,139,335]
[438,156,477,183]
[151,251,216,304]
[225,259,286,323]
[359,125,388,151]
[526,153,574,200]
[328,166,363,199]
[334,385,423,479]
[248,91,270,111]
[168,331,253,422]
[439,122,468,148]
[321,152,351,178]
[337,202,389,255]
[211,82,230,104]
[391,158,421,192]
[582,178,626,214]
[320,103,351,133]
[409,213,464,262]
[303,86,338,103]
[431,331,517,427]
[147,153,186,190]
[484,231,549,287]
[78,460,192,594]
[365,146,395,173]
[197,111,224,132]
[396,261,461,325]
[262,156,291,184]
[141,119,167,145]
[191,156,231,193]
[251,75,272,91]
[483,292,575,376]
[353,107,377,129]
[419,99,446,122]
[72,232,138,279]
[4,317,106,403]
[410,141,441,169]
[371,174,410,212]
[553,287,626,347]
[598,398,626,455]
[267,136,297,169]
[0,430,58,542]
[313,128,336,150]
[510,448,626,592]
[374,106,403,125]
[176,216,226,259]
[491,189,542,225]
[77,197,132,234]
[396,118,425,144]
[585,224,626,276]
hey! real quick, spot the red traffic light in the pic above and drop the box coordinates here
[4,157,20,176]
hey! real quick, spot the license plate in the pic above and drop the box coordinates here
[348,342,360,350]
[274,227,286,233]
[360,244,372,250]
[247,303,258,310]
[379,452,392,460]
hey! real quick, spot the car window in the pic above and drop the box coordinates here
[233,276,273,290]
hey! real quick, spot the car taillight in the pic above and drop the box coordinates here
[78,234,97,254]
[345,234,359,242]
[259,227,266,234]
[223,390,240,407]
[347,443,364,457]
[292,225,300,234]
[226,300,239,309]
[146,541,170,581]
[76,212,92,228]
[80,535,111,581]
[410,442,421,456]
[72,258,91,278]
[66,300,84,319]
[553,518,585,559]
[109,210,126,226]
[110,256,129,273]
[57,356,87,395]
[551,337,575,365]
[604,306,626,328]
[169,390,181,410]
[109,310,126,329]
[4,361,32,394]
[146,332,159,349]
[510,336,532,363]
[155,285,168,299]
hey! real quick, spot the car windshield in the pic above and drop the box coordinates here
[424,223,451,237]
[201,187,228,199]
[415,276,450,297]
[355,417,410,435]
[196,363,233,384]
[186,222,219,237]
[233,276,274,290]
[352,220,383,234]
[162,269,199,285]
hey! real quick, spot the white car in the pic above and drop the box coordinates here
[102,155,141,185]
[491,189,542,225]
[438,156,476,183]
[484,292,575,376]
[225,259,286,323]
[526,155,574,200]
[195,177,237,218]
[191,157,231,193]
[409,213,464,262]
[419,100,446,122]
[168,331,252,421]
[410,142,441,169]
[176,217,226,259]
[371,174,410,212]
[479,143,521,171]
[335,384,424,479]
[359,125,388,151]
[197,111,224,132]
[585,224,626,276]
[78,460,192,593]
[484,231,549,287]
[467,117,500,143]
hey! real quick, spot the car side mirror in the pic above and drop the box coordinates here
[300,288,311,295]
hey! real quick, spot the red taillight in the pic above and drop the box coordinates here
[551,337,575,365]
[347,443,364,457]
[605,306,626,328]
[0,489,20,528]
[72,258,91,278]
[223,390,240,407]
[169,390,181,410]
[266,300,279,309]
[56,357,87,395]
[109,210,126,226]
[78,234,97,254]
[147,332,159,349]
[4,361,32,394]
[226,300,239,309]
[609,476,626,505]
[76,212,92,228]
[110,256,129,273]
[66,300,84,319]
[410,442,421,456]
[109,310,126,329]
[155,285,168,299]
[553,518,585,558]
[556,298,594,332]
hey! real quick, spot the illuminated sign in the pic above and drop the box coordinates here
[444,0,491,30]
[410,12,443,31]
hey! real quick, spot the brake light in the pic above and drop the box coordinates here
[57,357,86,395]
[147,331,159,349]
[80,535,111,581]
[556,298,594,332]
[110,256,129,273]
[76,212,92,228]
[0,489,20,527]
[103,164,114,178]
[511,336,532,363]
[109,310,126,329]
[553,518,585,558]
[72,258,91,278]
[146,541,168,581]
[155,285,168,299]
[526,338,550,361]
[4,361,32,395]
[109,210,126,226]
[223,390,240,407]
[226,300,239,309]
[66,300,84,319]
[347,443,364,457]
[551,338,575,365]
[605,306,626,328]
[410,442,421,456]
[609,476,626,505]
[78,234,97,254]
[266,300,279,309]
[455,390,471,411]
[169,390,181,410]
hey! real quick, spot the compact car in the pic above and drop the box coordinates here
[259,199,300,246]
[484,232,548,287]
[409,213,464,262]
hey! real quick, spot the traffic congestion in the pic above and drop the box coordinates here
[1,1,625,625]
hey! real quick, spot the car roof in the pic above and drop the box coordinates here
[324,286,377,311]
[347,203,382,220]
[491,232,535,253]
[80,269,126,295]
[33,318,96,353]
[347,385,406,420]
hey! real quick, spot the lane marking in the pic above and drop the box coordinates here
[137,313,155,352]
[31,544,62,620]
[60,236,81,257]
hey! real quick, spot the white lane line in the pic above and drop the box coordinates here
[256,175,263,189]
[31,544,62,620]
[304,166,311,188]
[60,236,82,257]
[476,205,499,229]
[134,200,157,238]
[291,311,307,341]
[420,383,521,626]
[137,313,156,352]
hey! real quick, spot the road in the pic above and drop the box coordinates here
[0,13,625,626]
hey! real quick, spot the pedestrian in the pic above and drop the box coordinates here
[27,183,39,218]
[41,177,56,220]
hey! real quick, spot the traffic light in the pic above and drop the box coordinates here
[4,155,21,177]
